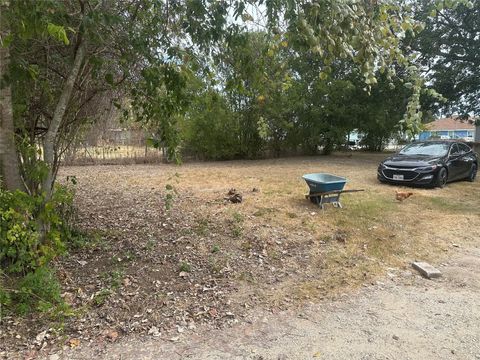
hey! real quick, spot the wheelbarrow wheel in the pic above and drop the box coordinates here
[310,195,320,204]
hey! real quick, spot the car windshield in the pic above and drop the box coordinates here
[399,143,449,156]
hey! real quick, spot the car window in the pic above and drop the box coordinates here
[399,142,449,156]
[450,144,460,156]
[458,143,471,154]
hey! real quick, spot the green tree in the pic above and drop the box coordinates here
[181,89,240,160]
[0,0,437,194]
[414,0,479,117]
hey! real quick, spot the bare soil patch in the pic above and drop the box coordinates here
[2,153,479,358]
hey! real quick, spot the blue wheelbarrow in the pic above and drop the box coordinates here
[302,173,364,209]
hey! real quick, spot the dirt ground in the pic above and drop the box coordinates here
[1,152,479,358]
[44,245,480,360]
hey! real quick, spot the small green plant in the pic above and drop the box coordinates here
[231,211,244,238]
[101,267,125,289]
[232,211,244,223]
[253,207,276,217]
[0,184,76,274]
[179,261,191,272]
[145,239,156,251]
[164,184,177,210]
[0,278,12,311]
[211,244,220,253]
[110,269,124,289]
[124,251,136,261]
[0,182,81,317]
[232,226,242,238]
[195,217,210,236]
[93,288,112,306]
[13,267,66,315]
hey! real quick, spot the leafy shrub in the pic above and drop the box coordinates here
[0,183,77,315]
[0,184,75,274]
[14,266,64,315]
[181,90,243,160]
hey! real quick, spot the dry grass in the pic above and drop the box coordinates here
[2,150,462,353]
[61,153,479,304]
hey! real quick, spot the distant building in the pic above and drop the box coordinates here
[419,117,476,141]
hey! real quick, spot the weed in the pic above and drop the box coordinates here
[179,261,191,272]
[110,270,124,289]
[101,268,124,289]
[6,267,68,316]
[165,193,174,210]
[124,251,136,261]
[231,211,244,238]
[66,228,89,249]
[145,239,156,251]
[93,288,112,306]
[194,217,210,236]
[232,211,244,223]
[211,244,220,253]
[164,183,177,210]
[253,207,276,217]
[232,226,243,238]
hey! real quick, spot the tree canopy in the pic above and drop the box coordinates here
[0,0,475,193]
[414,0,479,118]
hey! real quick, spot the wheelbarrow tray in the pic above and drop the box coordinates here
[302,173,347,193]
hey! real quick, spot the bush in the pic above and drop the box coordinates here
[0,184,77,316]
[0,185,75,274]
[1,266,67,316]
[14,266,64,315]
[181,90,243,160]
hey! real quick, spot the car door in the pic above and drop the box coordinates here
[457,143,475,178]
[446,143,464,180]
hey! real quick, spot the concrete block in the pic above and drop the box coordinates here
[412,261,442,279]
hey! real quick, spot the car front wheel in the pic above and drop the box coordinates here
[436,167,448,188]
[468,163,477,182]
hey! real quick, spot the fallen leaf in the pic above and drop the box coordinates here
[103,329,119,342]
[68,338,81,348]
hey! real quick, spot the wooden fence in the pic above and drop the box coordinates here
[62,129,166,165]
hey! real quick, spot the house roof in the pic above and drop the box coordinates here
[426,117,475,131]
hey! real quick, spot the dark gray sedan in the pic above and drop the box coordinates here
[378,141,478,188]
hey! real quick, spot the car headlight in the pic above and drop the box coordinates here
[416,165,438,172]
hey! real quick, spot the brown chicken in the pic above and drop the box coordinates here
[395,191,413,202]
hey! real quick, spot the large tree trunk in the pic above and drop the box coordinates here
[0,43,26,192]
[42,40,86,198]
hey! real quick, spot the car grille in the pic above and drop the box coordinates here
[382,168,419,181]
